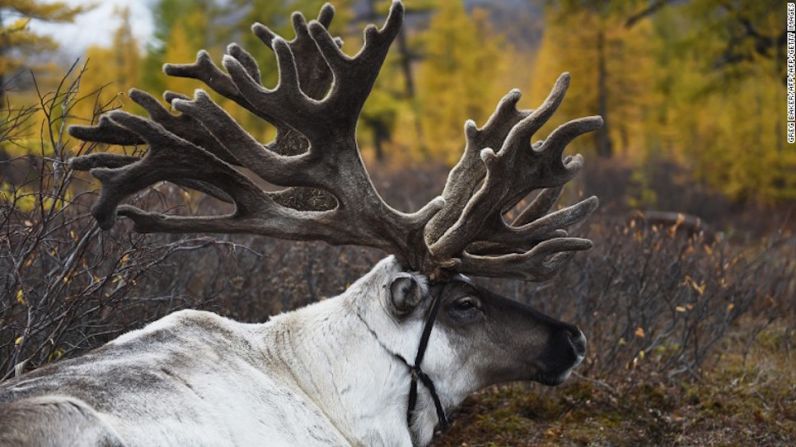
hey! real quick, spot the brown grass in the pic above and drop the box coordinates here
[432,321,796,447]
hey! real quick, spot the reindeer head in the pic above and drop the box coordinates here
[362,258,586,393]
[68,0,600,428]
[391,274,586,386]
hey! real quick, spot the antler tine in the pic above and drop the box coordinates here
[71,2,344,179]
[69,115,143,146]
[458,237,593,281]
[484,196,599,249]
[69,88,243,202]
[131,89,242,165]
[217,0,444,258]
[162,3,341,127]
[248,4,339,164]
[512,186,564,226]
[306,0,403,125]
[76,109,370,246]
[252,4,338,95]
[425,73,602,279]
[69,149,233,205]
[69,89,239,166]
[69,4,340,187]
[168,89,313,186]
[70,153,139,170]
[164,50,253,113]
[81,110,265,230]
[227,43,261,82]
[424,88,531,247]
[222,38,325,140]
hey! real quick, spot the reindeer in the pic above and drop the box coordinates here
[0,2,603,446]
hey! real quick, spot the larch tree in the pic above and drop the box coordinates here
[626,0,793,202]
[141,0,219,95]
[0,0,88,103]
[417,1,509,163]
[0,1,87,167]
[74,7,141,124]
[162,9,211,95]
[531,0,653,160]
[357,0,432,161]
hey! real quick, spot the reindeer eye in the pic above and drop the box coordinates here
[453,296,479,311]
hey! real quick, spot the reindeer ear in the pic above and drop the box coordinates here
[389,273,423,316]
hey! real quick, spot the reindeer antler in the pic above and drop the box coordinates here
[423,74,602,280]
[69,2,442,268]
[69,1,600,282]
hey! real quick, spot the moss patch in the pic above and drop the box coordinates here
[433,324,796,447]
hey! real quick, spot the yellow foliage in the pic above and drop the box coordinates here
[418,3,511,163]
[69,7,142,129]
[3,0,792,204]
[162,10,208,96]
[0,182,36,212]
[529,0,794,202]
[0,181,72,213]
[0,0,89,74]
[650,4,792,202]
[529,7,657,160]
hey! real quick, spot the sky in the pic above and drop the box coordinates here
[28,0,155,56]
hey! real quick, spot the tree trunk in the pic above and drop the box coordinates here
[0,11,5,106]
[371,120,386,162]
[0,70,9,182]
[595,27,613,158]
[396,29,415,99]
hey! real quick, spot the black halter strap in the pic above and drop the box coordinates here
[394,283,449,430]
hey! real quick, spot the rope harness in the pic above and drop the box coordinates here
[392,284,449,430]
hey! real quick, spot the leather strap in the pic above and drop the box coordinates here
[399,284,448,430]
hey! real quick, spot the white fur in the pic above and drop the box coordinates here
[0,257,483,447]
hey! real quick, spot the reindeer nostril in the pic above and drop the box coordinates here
[568,330,587,358]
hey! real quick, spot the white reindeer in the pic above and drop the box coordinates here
[0,2,602,446]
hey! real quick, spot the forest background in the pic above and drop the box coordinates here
[3,0,791,205]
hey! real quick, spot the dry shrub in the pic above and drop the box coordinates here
[519,221,795,379]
